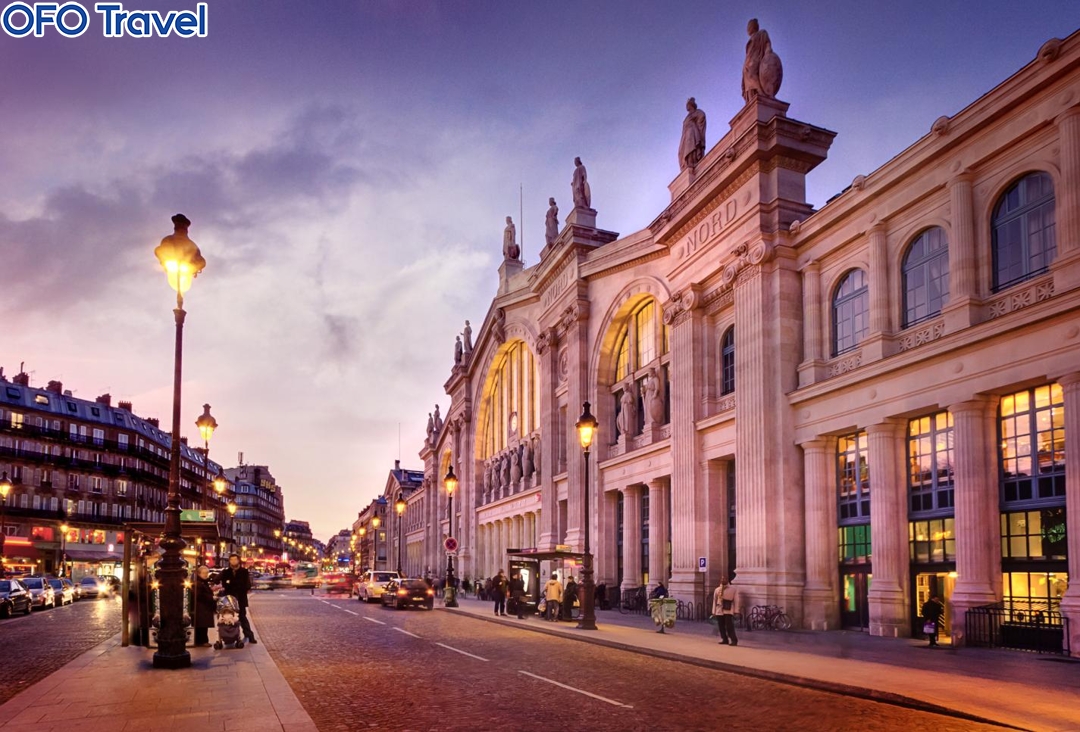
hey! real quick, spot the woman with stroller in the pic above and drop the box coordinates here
[193,565,216,647]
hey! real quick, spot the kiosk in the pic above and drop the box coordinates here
[505,547,586,617]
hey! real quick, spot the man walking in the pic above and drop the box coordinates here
[220,553,256,644]
[713,575,738,646]
[922,594,945,647]
[509,571,526,619]
[544,571,563,622]
[491,570,509,616]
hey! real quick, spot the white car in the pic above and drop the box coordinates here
[355,570,400,602]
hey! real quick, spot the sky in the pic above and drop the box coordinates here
[1,1,1076,543]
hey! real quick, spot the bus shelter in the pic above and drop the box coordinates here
[504,548,586,616]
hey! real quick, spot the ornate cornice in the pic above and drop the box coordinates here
[662,287,701,326]
[721,240,775,288]
[655,161,759,245]
[535,326,559,356]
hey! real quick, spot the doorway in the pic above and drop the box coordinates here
[841,571,871,630]
[913,571,955,642]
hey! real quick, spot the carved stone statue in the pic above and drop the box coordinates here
[522,438,534,477]
[483,460,492,498]
[433,404,444,433]
[545,198,559,246]
[644,367,666,424]
[742,18,783,103]
[492,308,506,344]
[679,97,707,170]
[426,413,435,441]
[510,445,522,484]
[616,381,637,438]
[502,216,520,261]
[571,157,591,209]
[501,454,511,489]
[533,435,541,476]
[462,320,473,353]
[454,336,463,365]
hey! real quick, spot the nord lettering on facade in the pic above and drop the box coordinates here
[676,198,738,260]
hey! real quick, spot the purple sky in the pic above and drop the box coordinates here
[2,1,1076,543]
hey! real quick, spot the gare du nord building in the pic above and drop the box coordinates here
[416,28,1080,654]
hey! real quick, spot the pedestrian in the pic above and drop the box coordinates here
[462,577,472,598]
[650,582,669,599]
[483,577,492,602]
[509,572,526,619]
[712,575,738,646]
[922,594,945,647]
[193,565,216,647]
[595,582,607,611]
[544,572,563,622]
[562,576,578,620]
[220,553,256,644]
[491,570,509,616]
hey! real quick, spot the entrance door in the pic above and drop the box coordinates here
[913,571,955,642]
[840,572,871,630]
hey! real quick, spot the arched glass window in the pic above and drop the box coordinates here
[481,340,538,458]
[992,172,1056,291]
[720,327,735,396]
[902,227,949,327]
[832,269,868,357]
[611,299,670,442]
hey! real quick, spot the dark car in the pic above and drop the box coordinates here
[0,579,33,617]
[381,578,435,610]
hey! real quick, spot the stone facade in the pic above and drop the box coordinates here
[417,30,1080,654]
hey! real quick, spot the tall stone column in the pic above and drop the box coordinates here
[949,397,1002,645]
[1054,107,1080,293]
[862,223,890,362]
[620,484,643,592]
[563,305,590,551]
[944,173,978,331]
[537,327,561,549]
[866,419,909,637]
[797,262,824,387]
[703,459,729,593]
[802,437,840,630]
[1057,373,1080,657]
[600,491,619,586]
[647,478,670,592]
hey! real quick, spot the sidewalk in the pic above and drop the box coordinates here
[0,619,316,732]
[448,597,1080,732]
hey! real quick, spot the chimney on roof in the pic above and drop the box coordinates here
[13,371,29,386]
[96,394,112,407]
[118,401,132,412]
[46,380,63,394]
[394,459,400,470]
[147,418,160,428]
[180,437,188,446]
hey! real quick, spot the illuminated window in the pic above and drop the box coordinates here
[908,411,954,516]
[481,340,538,458]
[831,269,868,357]
[837,431,870,523]
[1002,571,1068,612]
[909,518,955,563]
[610,299,670,441]
[992,172,1056,291]
[902,227,949,327]
[1000,384,1065,506]
[838,524,871,564]
[1001,509,1066,560]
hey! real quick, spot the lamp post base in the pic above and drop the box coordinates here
[577,553,598,631]
[152,650,192,669]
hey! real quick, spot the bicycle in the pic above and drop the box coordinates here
[619,586,646,614]
[746,604,791,630]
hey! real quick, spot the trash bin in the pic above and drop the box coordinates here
[649,598,678,633]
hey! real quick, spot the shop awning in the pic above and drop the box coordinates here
[65,548,123,562]
[505,548,586,560]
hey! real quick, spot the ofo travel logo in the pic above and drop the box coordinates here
[2,2,208,38]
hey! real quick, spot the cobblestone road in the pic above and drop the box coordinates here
[251,591,1001,732]
[0,595,121,705]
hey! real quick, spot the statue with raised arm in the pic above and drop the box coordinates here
[571,157,591,209]
[462,320,473,353]
[742,18,782,103]
[679,97,707,170]
[503,216,520,261]
[545,198,559,246]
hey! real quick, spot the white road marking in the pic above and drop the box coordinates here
[342,609,358,616]
[517,671,634,709]
[392,627,420,638]
[435,642,488,662]
[363,616,386,625]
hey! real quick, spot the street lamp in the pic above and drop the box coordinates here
[59,522,69,578]
[372,514,381,571]
[358,526,367,572]
[152,213,205,669]
[444,463,459,608]
[195,403,218,508]
[576,401,599,631]
[0,472,11,564]
[395,493,406,576]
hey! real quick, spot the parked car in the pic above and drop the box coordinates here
[381,578,435,610]
[98,576,120,595]
[0,579,33,617]
[321,572,354,595]
[46,577,75,606]
[356,570,400,602]
[69,579,82,601]
[79,576,108,599]
[21,576,56,610]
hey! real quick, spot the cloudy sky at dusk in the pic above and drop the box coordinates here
[1,1,1075,542]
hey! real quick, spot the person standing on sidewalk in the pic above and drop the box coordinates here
[491,570,509,616]
[713,576,738,646]
[544,572,563,622]
[922,595,945,647]
[193,565,216,647]
[509,572,526,619]
[220,553,256,644]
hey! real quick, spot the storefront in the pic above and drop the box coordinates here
[909,518,956,641]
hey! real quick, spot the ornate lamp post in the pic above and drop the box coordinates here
[371,514,381,571]
[395,493,406,576]
[444,464,459,608]
[576,401,599,631]
[152,214,205,669]
[195,403,218,508]
[59,522,69,578]
[358,526,367,572]
[0,472,11,565]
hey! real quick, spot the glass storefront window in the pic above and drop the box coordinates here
[837,431,870,523]
[1000,384,1065,506]
[839,524,871,564]
[1000,508,1066,560]
[909,518,955,563]
[908,411,954,516]
[1002,571,1068,612]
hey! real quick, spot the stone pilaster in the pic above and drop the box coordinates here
[1053,107,1080,293]
[702,459,729,593]
[647,478,670,592]
[620,484,643,592]
[943,173,979,331]
[563,304,590,552]
[949,396,1002,645]
[537,327,560,550]
[1053,374,1080,657]
[600,491,619,586]
[802,437,840,630]
[797,261,825,387]
[866,419,909,637]
[862,223,891,362]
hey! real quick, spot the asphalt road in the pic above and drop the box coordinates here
[250,591,1001,732]
[0,594,121,705]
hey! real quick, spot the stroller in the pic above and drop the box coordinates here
[213,595,245,650]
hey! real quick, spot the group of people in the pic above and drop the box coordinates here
[482,569,580,621]
[192,552,257,647]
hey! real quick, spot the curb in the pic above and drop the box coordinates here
[444,608,1028,731]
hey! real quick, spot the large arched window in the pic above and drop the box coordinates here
[720,326,735,396]
[832,269,869,357]
[611,300,670,441]
[992,172,1056,291]
[902,227,949,327]
[481,340,539,458]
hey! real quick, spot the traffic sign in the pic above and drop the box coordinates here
[697,556,707,572]
[444,536,459,553]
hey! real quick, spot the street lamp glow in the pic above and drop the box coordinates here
[576,401,599,450]
[358,527,366,537]
[212,475,227,495]
[227,502,237,516]
[0,472,11,500]
[444,465,458,496]
[154,214,206,297]
[195,403,217,443]
[372,515,380,529]
[274,529,282,539]
[395,496,406,515]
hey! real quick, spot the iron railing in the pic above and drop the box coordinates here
[965,600,1069,655]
